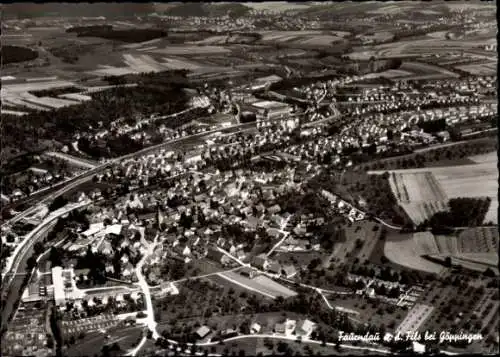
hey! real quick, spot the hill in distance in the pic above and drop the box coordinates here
[2,3,156,19]
[160,3,251,18]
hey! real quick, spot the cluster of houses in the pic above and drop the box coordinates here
[274,318,316,338]
[62,214,151,283]
[321,190,366,223]
[89,165,323,285]
[245,254,298,279]
[4,163,82,204]
[193,317,316,342]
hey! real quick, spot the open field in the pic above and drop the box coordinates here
[150,45,230,55]
[377,69,414,78]
[65,324,143,357]
[384,234,446,274]
[2,109,29,116]
[2,79,77,93]
[217,271,298,299]
[121,38,162,49]
[385,171,448,225]
[371,159,498,224]
[385,227,498,275]
[258,31,344,46]
[396,303,434,334]
[469,151,497,164]
[398,61,460,80]
[349,37,496,62]
[329,293,408,329]
[455,62,497,76]
[358,31,394,43]
[244,2,312,11]
[419,282,498,352]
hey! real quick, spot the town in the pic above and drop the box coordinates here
[1,2,498,357]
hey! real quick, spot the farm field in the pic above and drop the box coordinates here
[358,31,394,43]
[455,62,497,76]
[384,227,498,275]
[383,233,446,274]
[90,52,215,76]
[384,171,448,225]
[258,30,345,46]
[418,282,498,351]
[397,61,460,80]
[377,69,414,78]
[149,45,231,55]
[329,293,408,330]
[371,159,498,224]
[216,271,298,299]
[469,151,497,164]
[65,324,143,357]
[395,303,434,334]
[273,251,323,270]
[349,37,496,62]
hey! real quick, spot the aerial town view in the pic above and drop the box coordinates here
[0,1,498,356]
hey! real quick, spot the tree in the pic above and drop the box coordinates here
[34,241,45,255]
[277,342,289,353]
[49,196,68,212]
[49,247,63,267]
[483,268,495,277]
[26,256,37,270]
[444,256,452,267]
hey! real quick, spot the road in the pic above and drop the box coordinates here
[1,201,92,331]
[266,215,292,257]
[374,217,403,230]
[2,200,92,283]
[44,151,98,169]
[127,240,458,356]
[127,234,161,356]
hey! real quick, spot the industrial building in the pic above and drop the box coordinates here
[251,100,292,120]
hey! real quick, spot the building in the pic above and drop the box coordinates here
[196,326,211,339]
[252,254,270,270]
[250,323,261,334]
[295,319,315,337]
[251,100,292,120]
[206,247,231,266]
[275,322,286,334]
[412,341,426,354]
[240,267,257,279]
[220,329,238,339]
[52,267,66,306]
[268,262,282,275]
[282,265,298,279]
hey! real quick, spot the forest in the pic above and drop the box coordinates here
[425,197,492,229]
[1,45,39,64]
[1,74,192,161]
[67,25,167,43]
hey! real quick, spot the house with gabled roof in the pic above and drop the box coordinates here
[206,247,231,266]
[282,265,298,279]
[250,323,261,334]
[268,262,282,275]
[252,254,269,270]
[295,319,315,337]
[196,326,211,339]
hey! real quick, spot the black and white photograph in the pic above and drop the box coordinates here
[0,1,498,356]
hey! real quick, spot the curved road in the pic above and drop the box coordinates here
[1,200,93,330]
